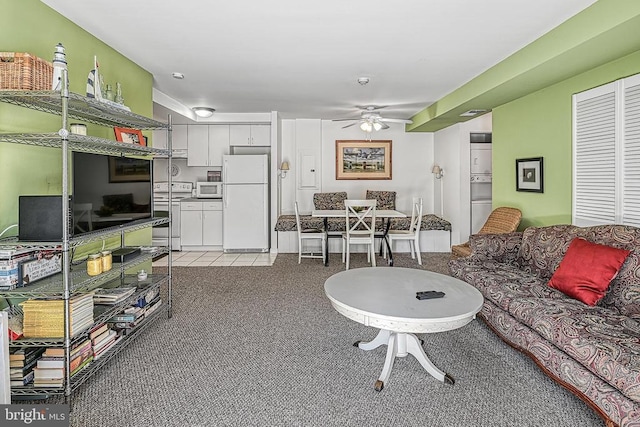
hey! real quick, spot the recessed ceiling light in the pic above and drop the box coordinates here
[193,107,216,118]
[172,72,185,79]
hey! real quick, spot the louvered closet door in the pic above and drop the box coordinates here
[573,82,617,226]
[623,75,640,226]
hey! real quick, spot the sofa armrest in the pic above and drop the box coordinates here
[469,232,523,264]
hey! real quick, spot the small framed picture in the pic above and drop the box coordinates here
[516,157,544,193]
[114,127,145,146]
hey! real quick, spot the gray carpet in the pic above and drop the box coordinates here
[62,252,602,426]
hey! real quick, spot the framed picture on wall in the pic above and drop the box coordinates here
[335,140,392,180]
[516,157,544,193]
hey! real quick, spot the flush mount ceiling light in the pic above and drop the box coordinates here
[357,77,370,86]
[193,107,216,118]
[172,72,185,79]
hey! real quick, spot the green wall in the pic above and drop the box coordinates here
[0,0,154,255]
[492,49,640,229]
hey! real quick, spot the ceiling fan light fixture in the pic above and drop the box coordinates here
[373,121,383,131]
[193,107,216,118]
[360,121,373,132]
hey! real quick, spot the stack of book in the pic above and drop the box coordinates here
[21,293,94,338]
[9,347,45,386]
[89,323,118,360]
[68,339,93,376]
[32,347,65,388]
[93,287,137,305]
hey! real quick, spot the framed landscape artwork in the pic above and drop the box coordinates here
[335,140,392,180]
[516,157,544,193]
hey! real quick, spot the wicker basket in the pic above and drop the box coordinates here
[0,52,53,91]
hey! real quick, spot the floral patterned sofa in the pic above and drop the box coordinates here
[449,224,640,427]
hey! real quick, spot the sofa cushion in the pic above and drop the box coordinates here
[449,258,565,313]
[548,238,631,306]
[508,297,640,403]
[516,225,580,280]
[365,190,396,210]
[469,232,523,265]
[313,192,347,210]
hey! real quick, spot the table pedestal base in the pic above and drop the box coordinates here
[355,329,455,391]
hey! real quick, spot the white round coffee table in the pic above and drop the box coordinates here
[324,267,483,391]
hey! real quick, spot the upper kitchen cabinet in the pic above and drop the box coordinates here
[152,124,188,151]
[229,124,270,146]
[187,125,230,167]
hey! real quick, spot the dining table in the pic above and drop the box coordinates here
[311,209,407,266]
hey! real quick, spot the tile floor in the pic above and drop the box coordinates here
[152,251,277,267]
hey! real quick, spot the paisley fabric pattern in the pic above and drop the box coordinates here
[276,214,452,232]
[469,232,523,264]
[365,190,396,209]
[312,192,347,210]
[449,224,640,426]
[274,215,324,232]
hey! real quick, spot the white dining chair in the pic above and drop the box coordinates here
[342,199,377,270]
[384,197,423,265]
[295,201,326,264]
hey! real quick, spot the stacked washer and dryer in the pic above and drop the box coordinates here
[470,133,492,233]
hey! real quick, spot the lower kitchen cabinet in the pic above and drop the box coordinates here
[180,199,223,250]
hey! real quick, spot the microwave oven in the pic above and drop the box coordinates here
[196,181,223,198]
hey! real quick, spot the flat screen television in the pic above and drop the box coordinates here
[72,152,153,235]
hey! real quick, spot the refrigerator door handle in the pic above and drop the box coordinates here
[224,158,228,183]
[224,186,228,208]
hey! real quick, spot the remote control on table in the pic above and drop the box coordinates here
[416,291,445,300]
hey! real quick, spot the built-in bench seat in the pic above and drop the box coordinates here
[274,213,452,233]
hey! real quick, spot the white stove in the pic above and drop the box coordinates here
[153,181,193,250]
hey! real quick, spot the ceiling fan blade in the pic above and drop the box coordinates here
[355,105,387,112]
[332,118,359,122]
[342,122,358,129]
[379,122,390,130]
[379,118,413,124]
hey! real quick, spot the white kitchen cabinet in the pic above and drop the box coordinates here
[152,124,187,151]
[187,125,229,166]
[207,125,230,166]
[187,125,209,166]
[229,124,270,146]
[180,200,223,249]
[202,201,223,246]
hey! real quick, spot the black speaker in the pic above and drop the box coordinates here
[19,196,72,242]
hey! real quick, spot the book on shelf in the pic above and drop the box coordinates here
[44,347,65,357]
[32,367,65,380]
[89,323,108,340]
[93,287,137,305]
[33,378,64,388]
[36,359,64,369]
[21,293,94,338]
[92,330,117,353]
[92,329,116,349]
[10,370,34,387]
[70,355,93,376]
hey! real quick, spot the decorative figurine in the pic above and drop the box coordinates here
[86,55,103,99]
[114,82,124,104]
[51,43,67,91]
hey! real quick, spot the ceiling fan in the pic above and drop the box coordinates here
[333,105,413,132]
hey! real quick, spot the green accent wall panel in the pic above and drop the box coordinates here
[0,0,154,237]
[492,49,640,229]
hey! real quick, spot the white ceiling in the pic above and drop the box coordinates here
[42,0,596,124]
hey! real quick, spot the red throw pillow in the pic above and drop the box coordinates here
[548,237,631,306]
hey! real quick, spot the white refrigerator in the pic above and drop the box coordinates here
[223,154,269,252]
